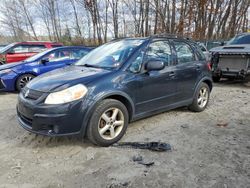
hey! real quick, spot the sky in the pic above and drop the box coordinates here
[0,3,249,37]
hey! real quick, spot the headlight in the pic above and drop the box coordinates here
[0,69,12,74]
[44,84,88,104]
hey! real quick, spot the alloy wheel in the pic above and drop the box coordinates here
[197,87,209,108]
[98,108,125,140]
[19,75,34,89]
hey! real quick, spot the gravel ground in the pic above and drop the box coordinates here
[0,80,249,188]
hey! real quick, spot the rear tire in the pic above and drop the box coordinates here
[16,74,35,92]
[188,82,210,112]
[87,99,129,146]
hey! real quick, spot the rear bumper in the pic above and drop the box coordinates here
[212,53,250,78]
[213,69,250,78]
[17,92,90,136]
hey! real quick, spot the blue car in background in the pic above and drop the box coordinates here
[0,46,92,91]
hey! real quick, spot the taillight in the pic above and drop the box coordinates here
[206,62,212,71]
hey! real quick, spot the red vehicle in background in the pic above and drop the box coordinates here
[0,41,63,65]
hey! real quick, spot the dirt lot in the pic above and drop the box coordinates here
[0,80,249,188]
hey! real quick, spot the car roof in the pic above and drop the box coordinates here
[112,34,192,42]
[52,46,93,50]
[236,32,250,36]
[15,41,63,45]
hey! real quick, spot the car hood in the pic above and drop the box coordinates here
[0,61,26,70]
[210,44,250,54]
[27,65,111,92]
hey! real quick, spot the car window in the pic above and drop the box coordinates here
[28,45,46,53]
[198,44,207,52]
[10,45,29,53]
[174,41,195,64]
[227,35,250,45]
[44,50,72,62]
[146,41,171,66]
[129,49,144,73]
[72,49,88,59]
[191,43,206,61]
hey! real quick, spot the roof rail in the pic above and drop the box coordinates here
[149,33,191,40]
[21,41,61,43]
[110,37,129,42]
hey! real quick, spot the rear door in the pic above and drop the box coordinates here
[172,40,201,101]
[25,44,46,58]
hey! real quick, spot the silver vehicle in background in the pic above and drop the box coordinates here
[210,33,250,82]
[197,42,211,61]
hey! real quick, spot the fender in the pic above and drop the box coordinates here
[79,90,135,137]
[192,76,213,99]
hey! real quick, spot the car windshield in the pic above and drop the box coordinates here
[75,39,145,68]
[227,34,250,45]
[0,43,15,53]
[24,48,52,62]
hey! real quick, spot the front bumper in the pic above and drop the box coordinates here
[0,79,6,90]
[17,90,90,136]
[0,71,18,91]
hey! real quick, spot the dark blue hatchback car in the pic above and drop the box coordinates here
[17,36,213,146]
[0,46,92,91]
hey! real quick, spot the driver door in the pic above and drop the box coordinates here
[133,40,178,114]
[38,49,74,74]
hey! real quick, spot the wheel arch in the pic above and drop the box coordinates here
[80,91,135,137]
[202,79,213,91]
[14,72,37,90]
[103,94,134,122]
[193,77,213,99]
[95,91,135,122]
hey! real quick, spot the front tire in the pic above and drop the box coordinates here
[188,82,210,112]
[16,74,35,92]
[87,99,129,146]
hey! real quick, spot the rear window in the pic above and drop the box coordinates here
[28,45,46,52]
[174,41,195,64]
[192,43,206,61]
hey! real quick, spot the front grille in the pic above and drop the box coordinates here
[0,79,5,89]
[22,87,44,100]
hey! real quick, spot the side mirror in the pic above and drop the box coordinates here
[40,57,49,64]
[146,59,165,71]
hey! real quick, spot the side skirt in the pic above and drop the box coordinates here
[131,99,193,122]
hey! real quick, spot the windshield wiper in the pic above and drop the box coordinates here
[82,64,102,68]
[77,63,114,70]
